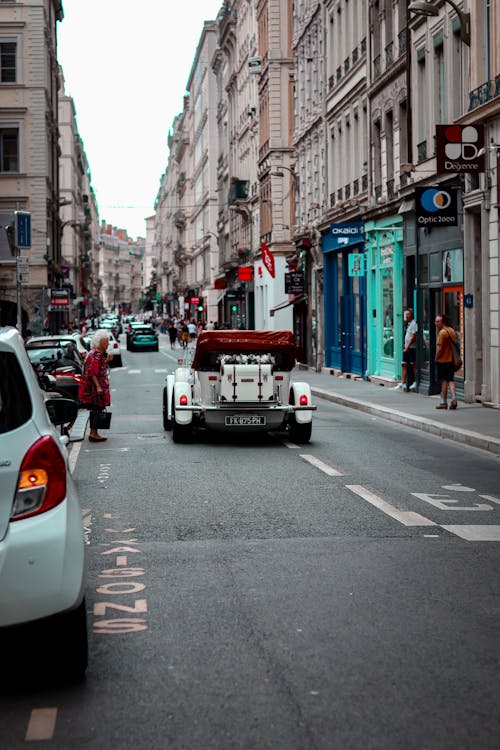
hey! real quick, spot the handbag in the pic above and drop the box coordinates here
[93,409,112,429]
[446,329,463,372]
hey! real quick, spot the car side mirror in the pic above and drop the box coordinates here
[45,397,78,426]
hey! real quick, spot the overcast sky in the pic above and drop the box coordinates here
[57,0,223,240]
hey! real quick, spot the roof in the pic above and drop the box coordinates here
[192,330,297,370]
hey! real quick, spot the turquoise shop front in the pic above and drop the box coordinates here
[365,216,404,381]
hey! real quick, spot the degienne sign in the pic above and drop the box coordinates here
[415,186,458,227]
[436,124,485,174]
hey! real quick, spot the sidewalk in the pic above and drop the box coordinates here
[298,367,500,457]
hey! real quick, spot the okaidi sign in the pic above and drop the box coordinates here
[261,242,275,278]
[329,222,365,250]
[436,125,485,173]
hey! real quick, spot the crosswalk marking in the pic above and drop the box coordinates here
[154,369,168,373]
[346,484,436,527]
[442,525,500,541]
[128,369,141,374]
[300,454,343,476]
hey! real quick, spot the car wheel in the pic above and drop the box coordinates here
[153,345,159,352]
[163,388,172,431]
[289,418,312,444]
[55,598,88,681]
[172,411,192,443]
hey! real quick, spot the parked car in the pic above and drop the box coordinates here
[81,329,123,368]
[162,330,316,443]
[127,324,159,352]
[99,318,121,339]
[25,336,85,402]
[0,327,88,680]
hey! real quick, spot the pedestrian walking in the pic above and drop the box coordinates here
[434,314,458,410]
[78,330,112,441]
[394,309,418,392]
[180,322,189,349]
[168,322,178,348]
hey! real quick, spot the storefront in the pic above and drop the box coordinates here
[403,186,464,396]
[322,222,367,376]
[365,217,404,381]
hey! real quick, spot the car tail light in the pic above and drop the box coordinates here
[179,394,188,406]
[299,394,309,406]
[11,436,66,521]
[275,375,283,381]
[208,376,217,381]
[113,342,118,349]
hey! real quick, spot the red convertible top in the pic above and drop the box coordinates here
[192,330,297,370]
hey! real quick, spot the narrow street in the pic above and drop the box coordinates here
[1,338,498,750]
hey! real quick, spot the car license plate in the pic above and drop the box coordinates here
[225,415,266,426]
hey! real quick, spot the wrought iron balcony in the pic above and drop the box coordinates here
[468,80,492,111]
[353,178,359,196]
[387,179,395,200]
[330,192,336,207]
[345,183,351,200]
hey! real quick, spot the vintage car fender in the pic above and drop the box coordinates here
[173,381,193,425]
[174,366,191,383]
[290,382,313,424]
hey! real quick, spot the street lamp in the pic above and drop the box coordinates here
[408,1,470,46]
[270,165,300,196]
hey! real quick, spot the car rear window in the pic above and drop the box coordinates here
[0,352,32,433]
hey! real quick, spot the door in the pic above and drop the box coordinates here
[325,251,366,375]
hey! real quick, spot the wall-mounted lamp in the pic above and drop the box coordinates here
[408,0,470,46]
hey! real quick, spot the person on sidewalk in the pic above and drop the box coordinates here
[394,308,418,392]
[434,314,458,410]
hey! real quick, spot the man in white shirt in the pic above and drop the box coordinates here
[394,309,418,392]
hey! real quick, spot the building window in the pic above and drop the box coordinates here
[0,126,18,171]
[434,37,446,124]
[0,41,16,82]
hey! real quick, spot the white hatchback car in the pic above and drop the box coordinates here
[0,327,88,679]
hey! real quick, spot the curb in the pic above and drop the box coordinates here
[68,409,89,443]
[311,387,500,457]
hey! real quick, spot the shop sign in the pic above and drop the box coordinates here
[329,222,365,250]
[238,266,253,281]
[190,296,200,305]
[415,187,458,227]
[380,245,393,266]
[261,242,275,278]
[436,125,485,174]
[50,289,70,306]
[285,272,305,294]
[348,254,365,277]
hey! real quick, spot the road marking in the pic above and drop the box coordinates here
[346,485,436,526]
[25,708,58,741]
[480,494,500,505]
[442,525,500,542]
[300,454,343,476]
[412,492,494,511]
[128,369,141,374]
[284,441,300,449]
[68,440,82,474]
[154,368,168,373]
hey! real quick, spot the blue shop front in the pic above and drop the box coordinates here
[322,222,367,376]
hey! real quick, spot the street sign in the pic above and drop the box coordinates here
[285,271,305,294]
[17,255,29,283]
[15,211,31,248]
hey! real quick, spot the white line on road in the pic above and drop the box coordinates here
[442,525,500,541]
[300,454,344,476]
[128,369,142,374]
[346,484,436,526]
[154,369,168,373]
[25,708,58,741]
[284,441,300,449]
[68,440,82,474]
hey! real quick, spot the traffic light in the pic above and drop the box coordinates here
[231,304,238,313]
[197,304,203,312]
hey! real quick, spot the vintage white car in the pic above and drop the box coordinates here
[162,330,316,443]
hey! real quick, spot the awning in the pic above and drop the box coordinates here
[216,290,226,304]
[398,197,415,214]
[269,294,307,317]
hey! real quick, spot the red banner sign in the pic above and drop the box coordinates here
[261,242,275,278]
[238,266,253,281]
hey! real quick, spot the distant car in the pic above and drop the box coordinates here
[0,327,88,680]
[163,330,316,443]
[81,329,123,368]
[99,318,121,338]
[125,320,146,345]
[127,324,159,352]
[25,336,85,401]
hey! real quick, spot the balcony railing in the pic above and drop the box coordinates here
[329,74,335,91]
[330,192,336,207]
[336,66,342,82]
[345,183,351,200]
[344,57,350,75]
[468,80,493,111]
[374,184,382,201]
[362,174,368,191]
[353,178,359,196]
[387,178,395,200]
[373,54,381,78]
[352,46,358,65]
[337,187,343,201]
[417,140,427,163]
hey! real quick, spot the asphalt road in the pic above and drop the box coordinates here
[1,336,499,750]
